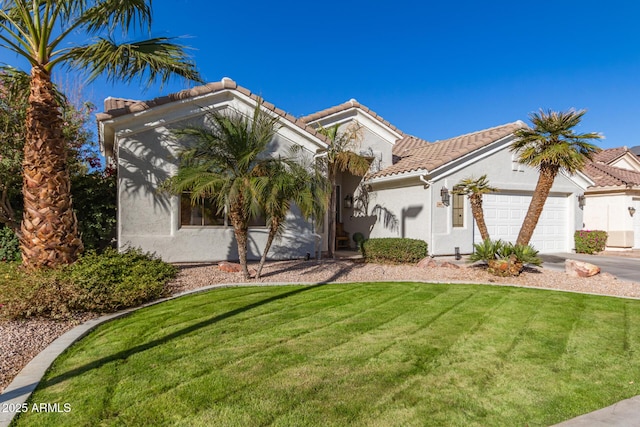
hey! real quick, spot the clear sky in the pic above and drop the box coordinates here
[2,0,640,149]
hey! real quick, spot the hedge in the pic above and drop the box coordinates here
[362,238,428,264]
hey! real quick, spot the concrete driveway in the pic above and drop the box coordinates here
[540,252,640,283]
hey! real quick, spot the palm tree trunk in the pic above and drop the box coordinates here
[516,167,557,246]
[255,218,280,279]
[470,194,490,241]
[327,169,336,259]
[21,67,83,268]
[229,203,251,279]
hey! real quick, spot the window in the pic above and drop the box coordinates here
[180,193,225,226]
[179,192,267,227]
[452,190,464,228]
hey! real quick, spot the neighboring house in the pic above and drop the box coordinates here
[582,147,640,250]
[98,78,589,261]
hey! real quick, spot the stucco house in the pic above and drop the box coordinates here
[582,147,640,250]
[98,78,589,262]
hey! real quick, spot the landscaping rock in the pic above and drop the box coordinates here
[440,262,460,269]
[218,262,256,277]
[565,259,600,277]
[417,257,438,268]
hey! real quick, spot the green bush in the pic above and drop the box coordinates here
[0,248,178,319]
[0,226,20,262]
[0,263,80,319]
[574,230,608,254]
[362,238,428,264]
[68,248,177,312]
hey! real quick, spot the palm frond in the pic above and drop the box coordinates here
[64,36,201,85]
[511,108,602,173]
[77,0,152,35]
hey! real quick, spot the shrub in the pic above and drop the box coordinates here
[68,248,177,312]
[574,230,608,254]
[0,226,20,262]
[352,232,365,251]
[362,238,428,264]
[0,248,178,319]
[469,239,541,277]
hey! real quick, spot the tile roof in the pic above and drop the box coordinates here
[583,161,640,187]
[392,135,431,157]
[96,77,328,143]
[592,146,628,164]
[300,99,405,136]
[370,121,528,179]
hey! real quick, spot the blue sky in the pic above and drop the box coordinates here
[2,0,640,148]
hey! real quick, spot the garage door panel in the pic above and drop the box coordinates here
[474,193,568,253]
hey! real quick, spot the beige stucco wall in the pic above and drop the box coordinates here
[113,94,325,262]
[369,139,586,255]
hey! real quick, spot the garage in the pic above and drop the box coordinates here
[474,193,570,253]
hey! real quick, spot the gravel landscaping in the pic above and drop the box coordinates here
[3,257,640,394]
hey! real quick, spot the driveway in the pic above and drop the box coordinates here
[540,252,640,283]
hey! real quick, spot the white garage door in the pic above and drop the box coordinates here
[474,193,569,253]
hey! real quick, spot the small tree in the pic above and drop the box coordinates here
[316,123,370,258]
[511,109,601,246]
[255,152,328,278]
[453,175,497,241]
[164,101,280,279]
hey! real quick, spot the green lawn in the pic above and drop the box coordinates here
[13,282,640,426]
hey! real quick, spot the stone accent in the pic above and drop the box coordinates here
[565,259,601,277]
[218,262,256,277]
[416,257,438,268]
[440,262,461,269]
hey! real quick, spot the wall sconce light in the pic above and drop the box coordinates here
[629,206,636,217]
[578,194,586,209]
[344,194,353,209]
[440,187,450,206]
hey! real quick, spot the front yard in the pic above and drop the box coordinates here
[12,282,640,426]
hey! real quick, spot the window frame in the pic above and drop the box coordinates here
[452,187,465,228]
[179,192,268,228]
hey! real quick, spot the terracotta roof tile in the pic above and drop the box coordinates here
[300,99,405,136]
[371,121,527,178]
[583,162,640,187]
[392,135,431,157]
[592,146,628,164]
[96,77,328,143]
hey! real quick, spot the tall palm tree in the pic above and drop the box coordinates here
[316,123,370,258]
[0,1,200,268]
[165,101,280,280]
[255,153,328,279]
[453,174,497,241]
[511,109,601,246]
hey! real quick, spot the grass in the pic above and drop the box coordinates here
[13,282,640,426]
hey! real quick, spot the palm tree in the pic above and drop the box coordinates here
[0,1,200,268]
[453,175,497,241]
[316,123,370,258]
[255,154,328,279]
[165,101,280,280]
[511,109,601,246]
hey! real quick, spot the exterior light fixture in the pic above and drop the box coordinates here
[440,187,450,206]
[629,206,636,217]
[578,194,586,209]
[344,194,353,209]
